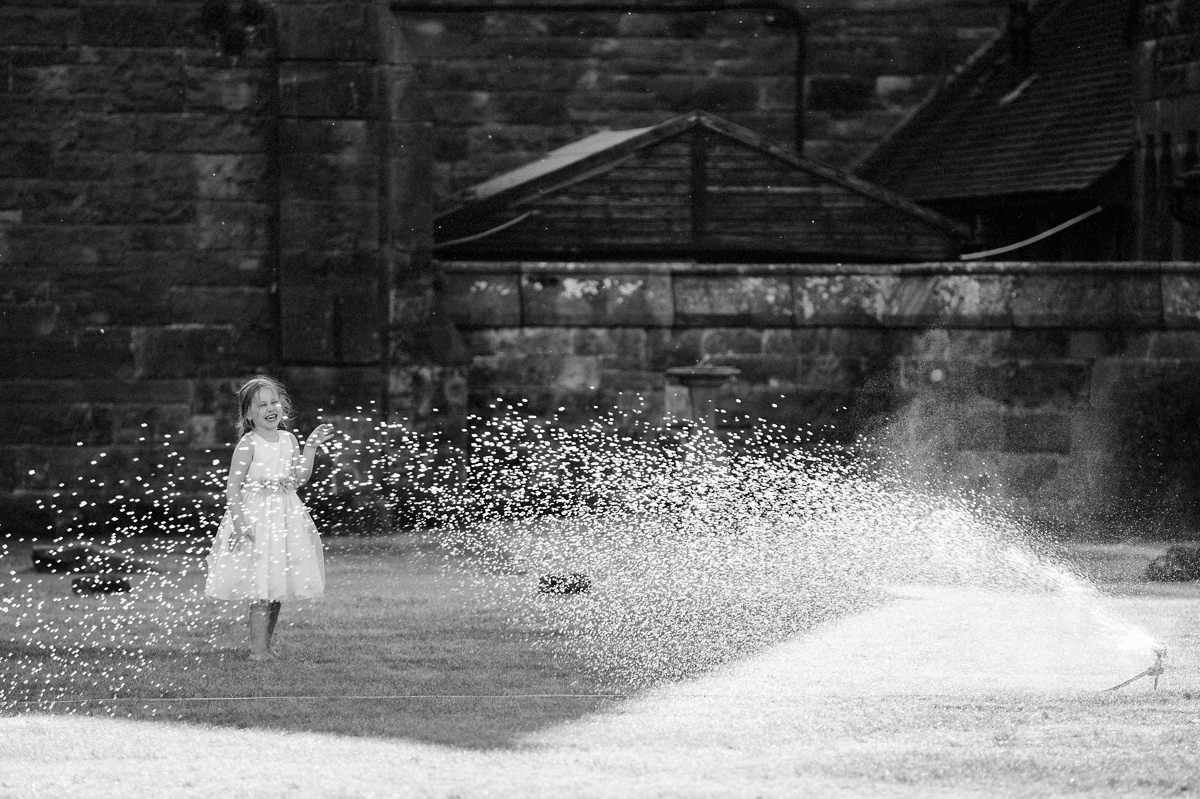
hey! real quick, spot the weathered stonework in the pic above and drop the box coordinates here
[0,0,444,530]
[394,0,1002,197]
[442,259,1200,529]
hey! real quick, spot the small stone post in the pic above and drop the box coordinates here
[664,365,741,429]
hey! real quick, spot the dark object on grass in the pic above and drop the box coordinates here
[31,542,156,575]
[1145,545,1200,581]
[538,572,591,595]
[71,575,132,595]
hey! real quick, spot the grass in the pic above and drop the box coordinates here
[0,534,619,748]
[2,532,1199,797]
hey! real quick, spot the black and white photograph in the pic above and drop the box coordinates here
[2,0,1199,795]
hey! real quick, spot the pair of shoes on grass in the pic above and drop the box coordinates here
[248,649,281,662]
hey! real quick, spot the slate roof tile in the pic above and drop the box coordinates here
[857,0,1133,202]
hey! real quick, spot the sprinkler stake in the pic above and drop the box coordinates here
[1103,645,1167,692]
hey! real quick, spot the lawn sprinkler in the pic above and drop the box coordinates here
[1103,645,1167,692]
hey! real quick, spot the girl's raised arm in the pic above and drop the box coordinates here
[293,423,334,487]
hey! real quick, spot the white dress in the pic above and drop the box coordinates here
[205,432,325,601]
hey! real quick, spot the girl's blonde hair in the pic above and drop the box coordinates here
[235,375,293,437]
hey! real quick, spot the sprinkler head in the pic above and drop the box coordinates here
[1149,645,1167,689]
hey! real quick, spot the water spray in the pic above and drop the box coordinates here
[1103,645,1167,692]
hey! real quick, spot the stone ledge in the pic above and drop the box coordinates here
[440,260,1200,277]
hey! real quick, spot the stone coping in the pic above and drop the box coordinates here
[440,260,1200,277]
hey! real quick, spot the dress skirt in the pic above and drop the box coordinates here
[206,486,325,601]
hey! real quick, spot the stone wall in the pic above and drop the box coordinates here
[1133,0,1200,260]
[395,0,1002,198]
[0,0,440,530]
[444,259,1200,531]
[0,0,280,527]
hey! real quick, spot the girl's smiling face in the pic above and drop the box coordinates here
[247,387,283,432]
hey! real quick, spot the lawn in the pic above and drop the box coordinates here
[2,530,1199,798]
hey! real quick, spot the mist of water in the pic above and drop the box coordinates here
[0,401,1165,704]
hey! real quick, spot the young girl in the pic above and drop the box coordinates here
[205,375,335,661]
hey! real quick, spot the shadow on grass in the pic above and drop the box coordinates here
[1,534,873,749]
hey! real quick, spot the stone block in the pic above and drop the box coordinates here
[459,328,521,356]
[703,354,795,385]
[761,329,797,355]
[279,200,379,252]
[1088,358,1186,409]
[974,359,1092,408]
[72,50,187,114]
[191,201,270,250]
[166,287,271,326]
[954,409,1005,451]
[280,119,372,154]
[1067,331,1122,359]
[522,354,601,392]
[280,286,382,366]
[794,274,898,326]
[468,354,524,390]
[518,328,574,356]
[796,353,865,390]
[0,141,51,179]
[132,325,242,380]
[134,114,273,154]
[1002,412,1072,454]
[0,402,114,446]
[895,358,980,393]
[522,273,672,327]
[0,328,136,379]
[657,76,762,114]
[79,3,203,47]
[700,328,764,356]
[1012,275,1117,328]
[574,328,648,369]
[6,222,130,267]
[906,329,1009,360]
[385,124,435,240]
[889,274,1013,327]
[276,1,384,61]
[439,273,521,327]
[279,63,378,119]
[0,379,192,405]
[126,223,198,254]
[1117,275,1163,327]
[279,152,379,204]
[760,387,858,435]
[599,368,660,393]
[806,74,877,113]
[1163,273,1200,328]
[713,387,806,429]
[279,249,377,282]
[193,154,271,201]
[1071,409,1118,453]
[996,453,1064,495]
[0,8,77,47]
[598,388,664,423]
[1127,331,1200,358]
[112,402,194,445]
[827,329,904,367]
[0,303,60,339]
[675,276,792,326]
[495,92,570,125]
[184,66,274,114]
[646,328,702,369]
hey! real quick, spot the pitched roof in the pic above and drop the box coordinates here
[436,111,969,262]
[856,0,1134,204]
